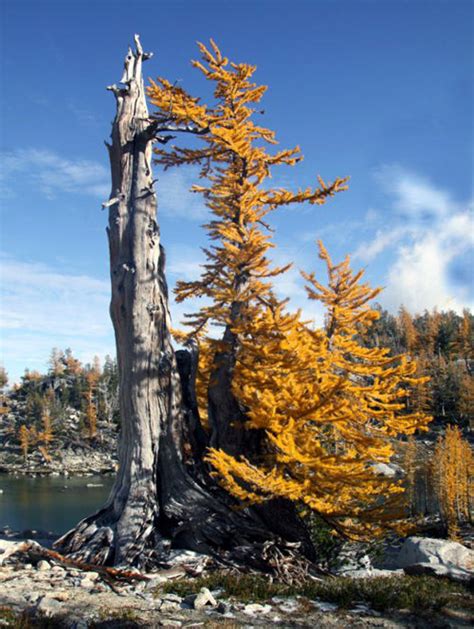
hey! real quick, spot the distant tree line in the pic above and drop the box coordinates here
[0,349,119,459]
[363,306,473,430]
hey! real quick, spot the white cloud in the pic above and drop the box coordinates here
[0,148,109,199]
[0,147,209,220]
[375,165,455,219]
[353,226,410,262]
[383,236,469,313]
[369,165,474,314]
[0,256,114,383]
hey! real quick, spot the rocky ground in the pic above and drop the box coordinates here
[0,564,412,629]
[0,534,473,628]
[0,400,118,476]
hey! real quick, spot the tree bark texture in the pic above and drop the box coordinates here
[55,36,315,570]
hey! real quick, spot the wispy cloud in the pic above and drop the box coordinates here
[166,243,206,278]
[353,226,410,262]
[384,232,472,314]
[158,167,208,221]
[375,165,455,219]
[0,147,209,221]
[67,101,101,127]
[0,148,109,199]
[359,165,473,313]
[0,255,114,382]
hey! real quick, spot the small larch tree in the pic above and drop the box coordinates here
[207,243,431,538]
[432,425,473,539]
[84,367,100,439]
[40,406,54,452]
[19,424,30,462]
[398,307,419,355]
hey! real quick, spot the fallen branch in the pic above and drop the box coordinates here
[2,540,149,584]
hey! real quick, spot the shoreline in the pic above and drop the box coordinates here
[0,469,116,477]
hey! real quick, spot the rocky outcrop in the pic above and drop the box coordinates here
[0,401,118,476]
[392,536,474,583]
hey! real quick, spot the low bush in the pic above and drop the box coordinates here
[160,573,472,613]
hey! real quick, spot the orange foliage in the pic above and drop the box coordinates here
[84,369,99,439]
[19,425,29,461]
[207,244,431,538]
[149,41,430,538]
[432,425,473,539]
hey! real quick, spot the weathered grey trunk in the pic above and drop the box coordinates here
[55,36,186,567]
[55,36,315,571]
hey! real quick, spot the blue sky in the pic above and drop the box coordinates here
[1,0,473,383]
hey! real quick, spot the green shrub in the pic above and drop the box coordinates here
[159,573,471,613]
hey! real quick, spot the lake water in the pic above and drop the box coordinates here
[0,475,115,535]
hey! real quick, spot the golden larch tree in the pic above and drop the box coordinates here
[452,309,473,371]
[398,307,419,355]
[402,436,418,517]
[64,349,82,376]
[148,40,348,457]
[19,424,30,461]
[84,367,100,439]
[432,425,474,539]
[458,373,474,429]
[424,309,441,357]
[40,407,54,453]
[207,243,431,538]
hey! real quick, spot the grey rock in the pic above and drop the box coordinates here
[273,597,298,613]
[80,578,94,589]
[243,603,272,615]
[313,600,339,612]
[36,595,63,617]
[159,601,181,613]
[394,536,474,576]
[162,593,183,603]
[349,603,372,614]
[339,567,403,578]
[193,587,217,610]
[36,559,51,571]
[0,539,26,565]
[51,565,66,574]
[404,561,473,583]
[84,570,100,581]
[371,462,402,478]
